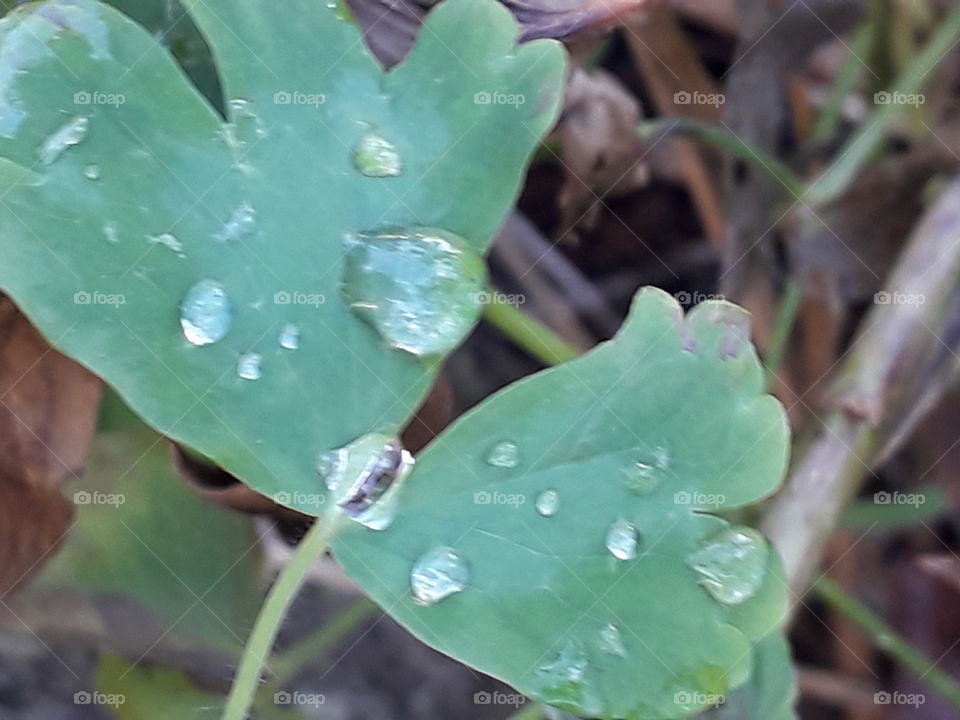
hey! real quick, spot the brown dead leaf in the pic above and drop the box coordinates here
[0,299,101,594]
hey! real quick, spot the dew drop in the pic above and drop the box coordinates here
[39,116,89,165]
[103,222,119,244]
[535,490,559,518]
[180,279,232,346]
[598,624,627,657]
[353,131,402,177]
[486,441,519,469]
[318,433,415,531]
[686,526,768,605]
[342,227,485,357]
[216,203,256,241]
[410,546,468,606]
[624,446,669,494]
[147,232,184,254]
[83,163,100,180]
[279,323,300,350]
[535,637,595,710]
[605,519,639,561]
[237,353,262,380]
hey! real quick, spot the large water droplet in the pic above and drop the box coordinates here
[342,228,485,357]
[605,519,639,561]
[686,526,768,605]
[279,323,300,350]
[83,163,100,180]
[237,353,262,380]
[39,116,89,165]
[410,546,468,606]
[623,446,669,494]
[353,131,402,177]
[486,441,519,469]
[535,637,598,713]
[598,624,627,657]
[215,203,257,241]
[180,280,232,346]
[319,433,415,531]
[147,232,184,254]
[535,490,559,518]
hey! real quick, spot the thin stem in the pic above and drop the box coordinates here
[815,577,960,711]
[484,302,580,366]
[222,519,336,720]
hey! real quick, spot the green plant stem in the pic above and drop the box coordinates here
[812,25,872,141]
[806,2,960,205]
[815,577,960,711]
[484,302,580,366]
[765,279,803,388]
[222,519,337,720]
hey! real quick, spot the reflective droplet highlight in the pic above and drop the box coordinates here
[216,203,256,241]
[410,546,468,606]
[279,323,300,350]
[535,490,559,518]
[342,227,485,357]
[39,116,89,165]
[237,353,262,380]
[605,519,639,561]
[624,445,669,494]
[353,131,402,177]
[148,232,184,254]
[103,222,119,244]
[180,280,232,346]
[535,637,600,714]
[486,441,519,469]
[83,163,100,180]
[686,526,768,605]
[598,624,626,657]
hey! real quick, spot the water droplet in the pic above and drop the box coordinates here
[237,353,262,380]
[486,441,519,469]
[410,546,468,606]
[342,228,485,357]
[180,280,232,346]
[83,163,100,180]
[216,203,256,241]
[103,222,119,244]
[598,624,626,657]
[535,490,559,518]
[147,232,184,254]
[318,433,415,531]
[686,526,768,605]
[605,519,639,561]
[623,446,669,494]
[535,637,598,712]
[39,116,88,165]
[353,131,402,177]
[279,323,300,350]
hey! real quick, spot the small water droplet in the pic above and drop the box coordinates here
[39,116,89,165]
[342,228,485,357]
[535,637,595,710]
[605,519,639,561]
[318,433,415,531]
[624,446,669,494]
[215,203,256,241]
[103,222,119,244]
[180,280,232,346]
[83,163,100,180]
[535,490,559,518]
[353,131,402,177]
[686,526,768,605]
[598,624,627,657]
[237,353,262,380]
[279,323,300,350]
[410,546,468,606]
[147,232,184,254]
[486,441,519,469]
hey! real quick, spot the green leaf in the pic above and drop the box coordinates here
[330,290,790,719]
[0,0,565,514]
[36,394,263,653]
